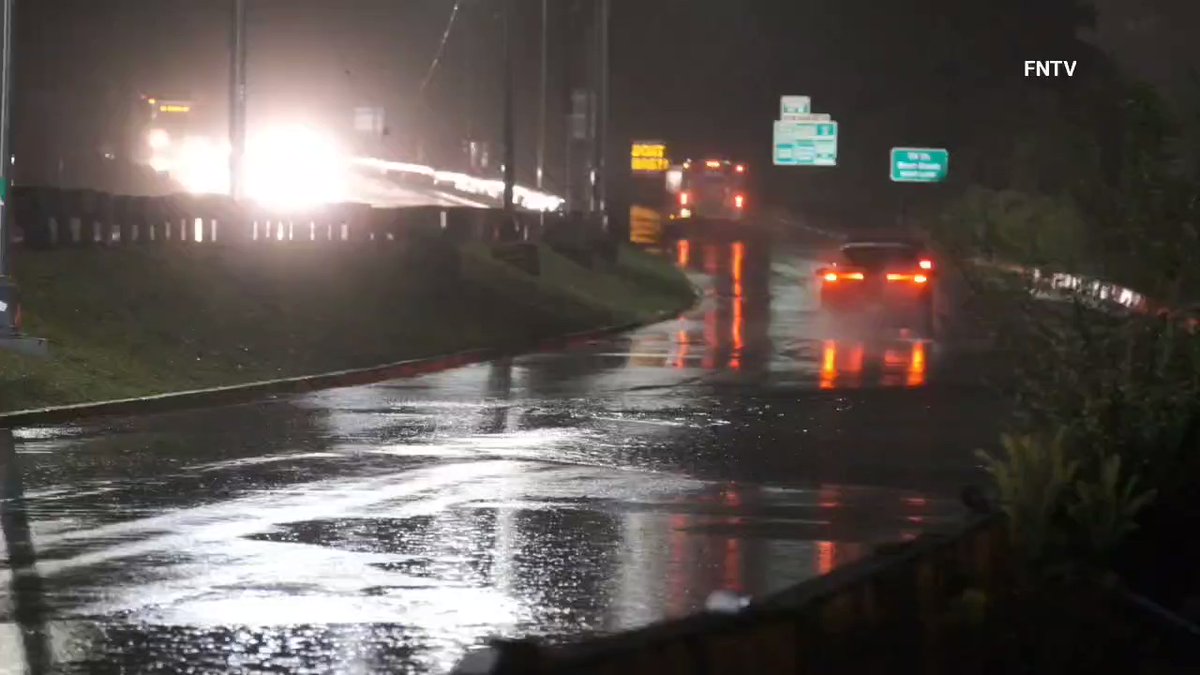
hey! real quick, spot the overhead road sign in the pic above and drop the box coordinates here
[781,96,811,117]
[773,120,838,166]
[781,112,831,122]
[890,147,949,183]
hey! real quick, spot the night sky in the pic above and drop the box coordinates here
[10,1,1199,209]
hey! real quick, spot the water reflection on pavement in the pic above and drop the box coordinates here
[0,233,1006,673]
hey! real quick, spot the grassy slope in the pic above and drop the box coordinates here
[0,243,694,412]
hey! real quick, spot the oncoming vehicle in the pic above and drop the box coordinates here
[135,95,200,173]
[666,159,748,221]
[816,238,936,333]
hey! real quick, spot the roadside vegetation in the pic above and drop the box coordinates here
[916,45,1200,675]
[0,240,694,413]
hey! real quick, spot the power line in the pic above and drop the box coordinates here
[419,1,463,97]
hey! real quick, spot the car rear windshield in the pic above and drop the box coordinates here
[841,244,919,268]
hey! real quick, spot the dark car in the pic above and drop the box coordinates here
[816,238,935,332]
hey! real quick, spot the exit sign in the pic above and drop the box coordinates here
[890,147,949,183]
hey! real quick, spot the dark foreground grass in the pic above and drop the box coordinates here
[0,242,695,412]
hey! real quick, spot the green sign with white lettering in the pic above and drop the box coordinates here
[890,147,949,183]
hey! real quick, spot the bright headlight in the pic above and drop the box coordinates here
[246,125,347,211]
[147,128,171,150]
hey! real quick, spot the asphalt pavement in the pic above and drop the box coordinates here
[0,227,1010,674]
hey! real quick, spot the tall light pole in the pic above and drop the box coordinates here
[501,0,515,211]
[229,0,247,202]
[590,0,610,221]
[0,0,45,356]
[536,0,548,192]
[0,0,14,280]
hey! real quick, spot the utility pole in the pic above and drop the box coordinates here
[229,0,247,202]
[536,0,548,192]
[501,0,515,211]
[590,0,610,222]
[0,0,46,356]
[0,0,13,282]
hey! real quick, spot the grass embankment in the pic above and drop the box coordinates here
[0,242,695,412]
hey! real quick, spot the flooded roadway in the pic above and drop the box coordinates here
[1,232,1009,674]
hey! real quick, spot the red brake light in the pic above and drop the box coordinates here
[887,273,928,284]
[822,271,863,282]
[679,191,690,206]
[918,259,933,270]
[735,164,745,174]
[734,194,745,209]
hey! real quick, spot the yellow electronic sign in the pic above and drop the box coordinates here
[631,141,669,174]
[159,104,191,114]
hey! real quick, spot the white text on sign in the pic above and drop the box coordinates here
[898,151,941,171]
[1024,60,1077,77]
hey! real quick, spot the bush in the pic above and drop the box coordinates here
[935,186,1090,270]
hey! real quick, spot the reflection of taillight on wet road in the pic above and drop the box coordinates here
[820,341,865,389]
[820,341,837,389]
[734,194,745,209]
[817,541,835,575]
[908,341,927,387]
[677,239,691,267]
[675,328,690,369]
[679,191,690,206]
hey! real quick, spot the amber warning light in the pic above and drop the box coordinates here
[631,141,669,174]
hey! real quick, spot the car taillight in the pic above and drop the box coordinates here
[886,273,928,284]
[918,259,933,270]
[822,271,863,282]
[734,194,745,209]
[680,191,690,206]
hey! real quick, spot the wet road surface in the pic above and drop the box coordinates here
[1,231,1009,674]
[347,169,493,209]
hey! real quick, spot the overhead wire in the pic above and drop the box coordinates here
[419,1,463,97]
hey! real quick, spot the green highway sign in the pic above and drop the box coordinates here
[774,120,838,166]
[890,147,949,183]
[780,95,811,117]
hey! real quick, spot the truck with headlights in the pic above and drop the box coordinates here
[666,158,748,222]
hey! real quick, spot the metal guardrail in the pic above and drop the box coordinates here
[972,258,1200,332]
[5,186,600,250]
[355,157,566,213]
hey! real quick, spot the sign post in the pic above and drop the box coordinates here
[889,147,950,183]
[0,0,48,357]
